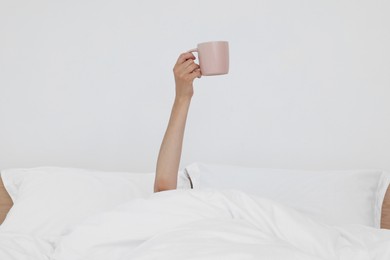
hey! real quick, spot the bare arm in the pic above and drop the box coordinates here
[154,52,201,192]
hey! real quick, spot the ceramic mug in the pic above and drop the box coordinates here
[187,41,229,76]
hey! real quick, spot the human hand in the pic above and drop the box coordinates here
[173,52,201,100]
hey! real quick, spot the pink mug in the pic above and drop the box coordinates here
[187,41,229,76]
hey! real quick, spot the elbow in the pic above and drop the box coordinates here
[154,184,163,193]
[154,178,176,193]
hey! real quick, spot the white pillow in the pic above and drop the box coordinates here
[185,162,390,228]
[0,167,155,240]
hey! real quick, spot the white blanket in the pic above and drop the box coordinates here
[51,190,390,260]
[0,232,53,260]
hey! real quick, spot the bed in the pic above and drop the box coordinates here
[0,165,390,260]
[1,176,387,229]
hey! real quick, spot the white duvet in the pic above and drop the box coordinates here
[0,232,53,260]
[2,190,390,259]
[52,190,390,260]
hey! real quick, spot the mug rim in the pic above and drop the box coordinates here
[198,40,228,46]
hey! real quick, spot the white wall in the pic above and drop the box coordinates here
[1,0,389,172]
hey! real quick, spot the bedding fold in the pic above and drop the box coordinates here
[0,232,54,260]
[52,190,390,260]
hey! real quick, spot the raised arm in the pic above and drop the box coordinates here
[154,52,201,192]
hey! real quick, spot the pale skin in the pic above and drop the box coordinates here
[154,52,201,192]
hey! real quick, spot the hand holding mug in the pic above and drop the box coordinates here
[173,52,201,100]
[187,41,229,76]
[172,41,229,100]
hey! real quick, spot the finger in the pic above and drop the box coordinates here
[182,58,194,69]
[184,62,200,74]
[176,52,196,65]
[175,59,197,75]
[191,68,202,79]
[182,58,198,70]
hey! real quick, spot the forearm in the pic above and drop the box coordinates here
[154,52,200,192]
[154,97,191,192]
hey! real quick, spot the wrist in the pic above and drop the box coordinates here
[174,95,192,104]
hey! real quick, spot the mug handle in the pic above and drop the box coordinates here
[186,48,198,53]
[186,48,201,78]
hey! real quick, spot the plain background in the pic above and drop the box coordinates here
[0,0,389,172]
